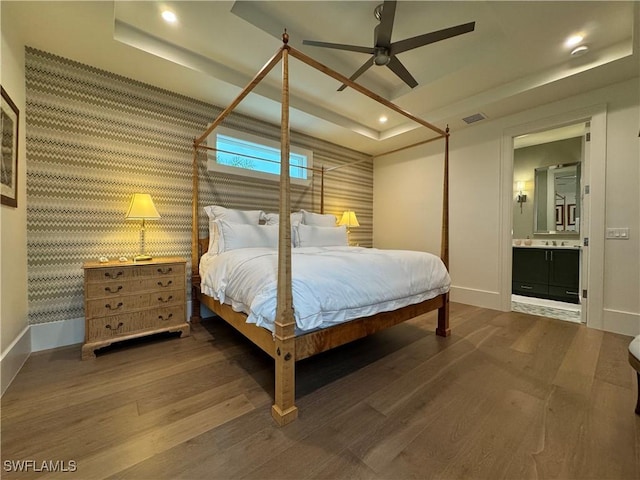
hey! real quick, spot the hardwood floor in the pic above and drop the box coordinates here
[2,303,639,479]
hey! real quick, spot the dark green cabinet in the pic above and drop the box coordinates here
[512,247,580,303]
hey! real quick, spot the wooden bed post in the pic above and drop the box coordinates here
[320,165,325,214]
[436,126,451,337]
[191,139,202,323]
[272,32,298,426]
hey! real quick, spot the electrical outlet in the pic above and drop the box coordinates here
[606,227,630,239]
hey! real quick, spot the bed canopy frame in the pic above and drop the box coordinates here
[191,32,450,425]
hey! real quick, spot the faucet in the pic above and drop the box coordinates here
[561,241,566,246]
[552,240,557,246]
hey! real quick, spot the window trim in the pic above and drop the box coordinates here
[207,127,313,186]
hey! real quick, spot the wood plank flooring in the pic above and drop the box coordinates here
[2,303,639,479]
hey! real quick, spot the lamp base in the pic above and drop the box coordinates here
[133,254,153,262]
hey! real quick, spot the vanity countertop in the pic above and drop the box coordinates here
[513,244,581,249]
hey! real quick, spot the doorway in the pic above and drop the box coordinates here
[511,123,586,323]
[499,105,607,331]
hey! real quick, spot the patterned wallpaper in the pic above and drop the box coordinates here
[25,47,372,325]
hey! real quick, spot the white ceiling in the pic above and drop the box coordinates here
[4,1,639,155]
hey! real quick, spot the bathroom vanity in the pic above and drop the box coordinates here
[512,246,580,304]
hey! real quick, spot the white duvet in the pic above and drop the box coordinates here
[200,246,450,333]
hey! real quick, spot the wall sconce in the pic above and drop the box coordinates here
[516,181,527,213]
[125,193,161,261]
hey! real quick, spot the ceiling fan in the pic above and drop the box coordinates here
[302,1,475,91]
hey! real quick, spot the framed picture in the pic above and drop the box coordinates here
[555,205,564,227]
[1,86,19,207]
[568,204,576,226]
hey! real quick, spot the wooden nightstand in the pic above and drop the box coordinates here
[82,256,190,359]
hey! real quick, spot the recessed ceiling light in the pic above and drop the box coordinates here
[379,115,388,124]
[565,34,584,48]
[571,45,589,56]
[162,10,177,23]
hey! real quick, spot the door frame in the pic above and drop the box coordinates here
[499,105,607,329]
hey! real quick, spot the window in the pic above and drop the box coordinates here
[207,127,312,184]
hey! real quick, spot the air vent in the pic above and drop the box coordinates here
[462,112,487,124]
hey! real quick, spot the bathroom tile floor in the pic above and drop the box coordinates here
[511,294,582,323]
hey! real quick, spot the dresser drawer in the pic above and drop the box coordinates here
[85,304,186,342]
[548,285,580,304]
[85,288,185,319]
[84,263,185,283]
[512,281,548,297]
[85,275,184,299]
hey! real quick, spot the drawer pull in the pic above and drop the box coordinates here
[105,285,123,294]
[105,322,124,330]
[157,267,173,275]
[520,285,533,290]
[566,291,578,295]
[105,302,124,310]
[105,271,124,279]
[158,313,174,321]
[158,295,173,303]
[157,280,173,288]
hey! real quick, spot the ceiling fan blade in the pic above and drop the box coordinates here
[386,56,418,89]
[337,56,375,91]
[375,0,397,47]
[302,40,374,55]
[390,21,476,55]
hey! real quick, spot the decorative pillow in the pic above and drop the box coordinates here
[295,223,348,248]
[204,205,262,224]
[301,209,336,227]
[263,211,303,247]
[204,206,263,254]
[216,220,279,252]
[263,211,304,226]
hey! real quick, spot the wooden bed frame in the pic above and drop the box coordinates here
[191,33,451,425]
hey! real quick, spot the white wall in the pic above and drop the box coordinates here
[374,78,640,335]
[1,6,30,394]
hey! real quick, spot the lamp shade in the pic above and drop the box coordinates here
[338,210,359,228]
[125,193,161,220]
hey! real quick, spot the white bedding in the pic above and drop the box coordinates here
[200,246,450,333]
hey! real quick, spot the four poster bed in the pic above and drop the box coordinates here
[191,33,451,425]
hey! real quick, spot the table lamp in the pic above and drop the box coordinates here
[338,210,359,234]
[125,193,160,261]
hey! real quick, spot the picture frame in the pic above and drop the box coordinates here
[555,205,564,227]
[567,204,576,226]
[1,86,19,207]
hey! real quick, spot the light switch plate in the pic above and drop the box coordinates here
[606,227,630,239]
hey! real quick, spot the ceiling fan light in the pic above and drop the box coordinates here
[374,54,390,66]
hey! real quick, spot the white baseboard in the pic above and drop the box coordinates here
[31,317,85,352]
[601,308,640,337]
[1,325,31,395]
[450,286,503,311]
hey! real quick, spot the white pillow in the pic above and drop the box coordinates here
[204,206,263,253]
[263,211,303,246]
[204,205,262,224]
[301,209,336,227]
[216,220,279,252]
[295,223,348,247]
[263,211,304,226]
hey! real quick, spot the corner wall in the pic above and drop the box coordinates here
[1,6,30,394]
[23,48,372,352]
[374,78,640,336]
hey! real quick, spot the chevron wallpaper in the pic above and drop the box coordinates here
[25,47,372,326]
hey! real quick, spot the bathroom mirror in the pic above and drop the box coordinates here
[534,162,580,235]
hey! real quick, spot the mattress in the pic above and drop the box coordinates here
[200,246,450,333]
